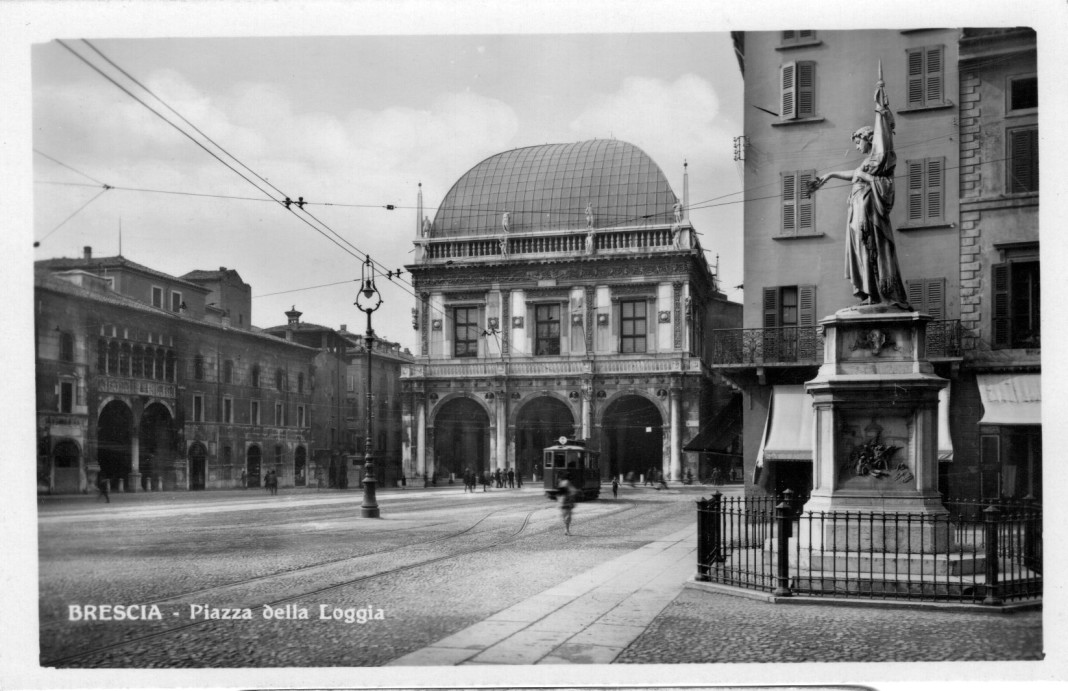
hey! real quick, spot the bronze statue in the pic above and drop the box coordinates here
[808,64,909,308]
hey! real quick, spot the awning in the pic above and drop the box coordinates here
[755,385,814,467]
[938,383,954,462]
[977,373,1041,426]
[684,395,741,452]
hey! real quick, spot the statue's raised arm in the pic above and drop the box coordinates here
[806,61,910,309]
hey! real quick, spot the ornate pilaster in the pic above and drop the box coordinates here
[501,289,511,356]
[585,285,595,354]
[420,293,430,357]
[672,282,683,350]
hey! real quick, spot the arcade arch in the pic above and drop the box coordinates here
[601,394,664,480]
[513,396,575,479]
[432,396,490,480]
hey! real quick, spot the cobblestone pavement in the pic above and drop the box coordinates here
[617,587,1043,663]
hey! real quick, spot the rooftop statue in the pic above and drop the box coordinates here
[808,63,910,308]
[585,202,594,229]
[502,212,511,234]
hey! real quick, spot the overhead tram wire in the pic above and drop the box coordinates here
[33,148,109,186]
[35,187,111,245]
[77,39,421,297]
[56,39,374,271]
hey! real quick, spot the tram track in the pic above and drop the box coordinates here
[41,504,556,667]
[41,498,649,667]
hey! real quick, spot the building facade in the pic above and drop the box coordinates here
[36,250,337,494]
[719,29,1038,501]
[263,309,412,489]
[402,140,741,484]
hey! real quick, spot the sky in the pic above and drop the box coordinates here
[29,31,745,351]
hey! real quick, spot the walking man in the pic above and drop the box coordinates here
[508,468,515,488]
[96,475,110,504]
[558,477,578,536]
[612,478,619,499]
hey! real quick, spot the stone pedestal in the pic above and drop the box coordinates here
[804,305,948,517]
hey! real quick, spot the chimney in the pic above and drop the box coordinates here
[83,246,92,260]
[340,324,347,333]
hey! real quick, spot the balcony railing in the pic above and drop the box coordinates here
[710,326,823,366]
[709,320,962,366]
[419,224,690,263]
[402,354,704,380]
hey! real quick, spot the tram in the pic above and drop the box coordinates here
[543,437,601,501]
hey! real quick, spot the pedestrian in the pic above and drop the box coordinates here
[495,468,503,488]
[96,475,110,504]
[611,478,619,499]
[626,471,636,488]
[711,467,722,486]
[658,470,668,491]
[241,468,247,489]
[508,468,515,488]
[686,468,694,485]
[558,477,578,535]
[481,470,490,492]
[516,469,523,488]
[644,468,654,486]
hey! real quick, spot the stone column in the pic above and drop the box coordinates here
[416,399,427,480]
[128,434,141,493]
[496,394,507,472]
[669,389,681,481]
[581,388,592,440]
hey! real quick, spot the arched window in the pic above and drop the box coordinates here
[194,354,205,381]
[251,365,261,388]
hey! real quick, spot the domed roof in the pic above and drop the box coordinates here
[431,140,678,238]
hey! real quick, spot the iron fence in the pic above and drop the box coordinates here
[696,491,1041,605]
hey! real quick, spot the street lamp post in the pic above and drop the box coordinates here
[355,257,383,518]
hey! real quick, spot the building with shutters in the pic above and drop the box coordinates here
[401,139,741,485]
[717,29,1039,501]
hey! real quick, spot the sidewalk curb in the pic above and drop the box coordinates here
[684,579,1042,614]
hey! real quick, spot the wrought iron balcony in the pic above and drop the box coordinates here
[709,320,962,366]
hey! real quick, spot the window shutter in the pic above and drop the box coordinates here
[796,62,815,118]
[925,278,945,320]
[763,287,780,328]
[925,46,943,105]
[907,160,924,222]
[798,170,814,232]
[782,30,795,42]
[781,172,796,233]
[798,285,816,326]
[799,30,815,40]
[1010,128,1038,194]
[906,279,925,311]
[906,48,924,108]
[926,157,944,221]
[992,263,1012,348]
[781,62,797,119]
